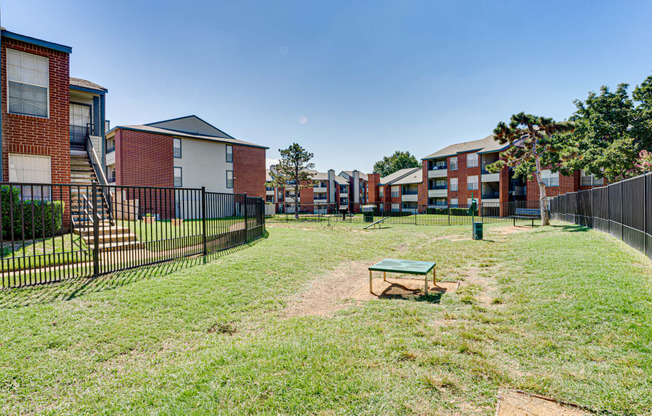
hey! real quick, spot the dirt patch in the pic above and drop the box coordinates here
[284,261,458,317]
[497,390,593,415]
[493,226,530,235]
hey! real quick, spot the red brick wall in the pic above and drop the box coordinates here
[526,171,578,202]
[300,182,314,212]
[115,129,174,219]
[2,38,72,224]
[418,161,428,212]
[367,173,380,204]
[499,166,509,216]
[233,146,266,198]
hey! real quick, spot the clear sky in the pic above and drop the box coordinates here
[4,1,652,172]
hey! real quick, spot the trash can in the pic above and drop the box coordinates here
[362,205,375,222]
[473,222,483,240]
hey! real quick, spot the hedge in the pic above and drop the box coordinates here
[0,185,64,239]
[425,207,471,216]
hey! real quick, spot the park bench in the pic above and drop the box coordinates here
[510,208,540,227]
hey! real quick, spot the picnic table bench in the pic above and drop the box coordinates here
[368,258,436,295]
[510,208,540,226]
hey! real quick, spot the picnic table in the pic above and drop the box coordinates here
[368,258,437,295]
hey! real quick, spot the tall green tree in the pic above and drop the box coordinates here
[269,143,315,219]
[487,113,574,226]
[563,76,652,182]
[372,151,420,177]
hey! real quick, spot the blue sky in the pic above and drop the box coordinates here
[5,1,652,172]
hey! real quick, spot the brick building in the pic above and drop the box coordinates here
[266,169,351,214]
[106,115,267,217]
[368,167,423,213]
[421,135,605,215]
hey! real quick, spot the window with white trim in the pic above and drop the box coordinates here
[450,157,458,171]
[8,154,51,199]
[466,153,478,168]
[450,198,458,207]
[379,187,384,198]
[174,167,182,187]
[467,175,478,190]
[541,170,559,187]
[173,138,182,158]
[450,177,458,192]
[226,170,234,188]
[391,186,400,198]
[226,145,233,163]
[7,49,49,117]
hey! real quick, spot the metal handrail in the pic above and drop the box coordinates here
[86,135,114,223]
[72,193,94,230]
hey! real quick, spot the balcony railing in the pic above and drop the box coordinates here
[429,164,447,171]
[482,192,499,199]
[429,185,447,190]
[402,189,419,195]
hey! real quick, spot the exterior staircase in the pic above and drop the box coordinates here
[70,151,139,251]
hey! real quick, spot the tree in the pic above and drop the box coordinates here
[563,77,652,182]
[372,151,420,177]
[487,113,574,226]
[269,143,315,219]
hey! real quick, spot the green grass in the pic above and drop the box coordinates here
[0,232,89,271]
[0,221,650,414]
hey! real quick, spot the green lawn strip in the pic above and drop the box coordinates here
[0,232,89,272]
[0,222,650,414]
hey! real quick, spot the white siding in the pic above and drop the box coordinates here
[173,137,233,193]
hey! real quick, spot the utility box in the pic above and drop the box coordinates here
[362,205,375,222]
[473,222,483,240]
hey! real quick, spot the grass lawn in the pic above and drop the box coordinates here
[0,233,89,272]
[0,221,650,414]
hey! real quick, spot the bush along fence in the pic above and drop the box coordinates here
[0,183,265,289]
[550,172,652,259]
[267,201,541,226]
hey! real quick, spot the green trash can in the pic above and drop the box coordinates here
[473,222,483,240]
[362,205,375,223]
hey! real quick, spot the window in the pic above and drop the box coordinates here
[174,167,182,187]
[450,198,458,207]
[541,170,559,187]
[226,170,234,188]
[466,153,478,168]
[8,154,51,199]
[467,175,478,190]
[450,177,458,192]
[379,187,384,198]
[450,157,458,170]
[580,170,604,186]
[7,49,49,117]
[391,186,400,198]
[226,145,233,163]
[173,138,182,158]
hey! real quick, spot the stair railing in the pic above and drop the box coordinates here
[85,133,114,224]
[72,193,94,230]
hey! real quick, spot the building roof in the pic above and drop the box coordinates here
[335,175,349,185]
[1,28,72,54]
[311,171,330,181]
[340,170,369,181]
[422,135,509,160]
[70,77,108,93]
[392,170,422,186]
[379,167,420,186]
[108,115,268,149]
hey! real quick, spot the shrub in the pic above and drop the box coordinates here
[425,207,470,216]
[1,185,22,239]
[21,200,65,238]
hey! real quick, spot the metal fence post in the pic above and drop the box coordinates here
[243,193,248,243]
[447,204,451,226]
[92,183,100,277]
[201,186,207,257]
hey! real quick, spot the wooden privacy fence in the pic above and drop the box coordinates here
[0,182,265,288]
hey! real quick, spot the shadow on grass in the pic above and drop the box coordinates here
[552,224,591,233]
[378,283,444,303]
[0,233,269,309]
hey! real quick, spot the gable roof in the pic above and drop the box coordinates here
[146,115,235,139]
[422,135,509,160]
[392,170,422,186]
[1,28,72,54]
[340,170,369,181]
[70,77,108,93]
[379,167,420,186]
[109,115,268,149]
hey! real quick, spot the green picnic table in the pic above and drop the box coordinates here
[368,258,437,295]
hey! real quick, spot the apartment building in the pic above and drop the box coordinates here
[339,170,369,210]
[421,135,605,215]
[368,167,424,213]
[106,115,267,198]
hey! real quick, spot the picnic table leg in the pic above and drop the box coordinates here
[433,267,436,286]
[369,270,373,293]
[424,274,428,295]
[383,271,386,282]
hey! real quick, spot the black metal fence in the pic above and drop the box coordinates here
[550,172,652,259]
[0,183,265,288]
[267,201,541,226]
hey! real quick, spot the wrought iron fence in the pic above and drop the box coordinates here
[0,183,265,288]
[266,201,541,226]
[550,172,651,259]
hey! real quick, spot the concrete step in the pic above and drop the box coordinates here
[74,225,130,236]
